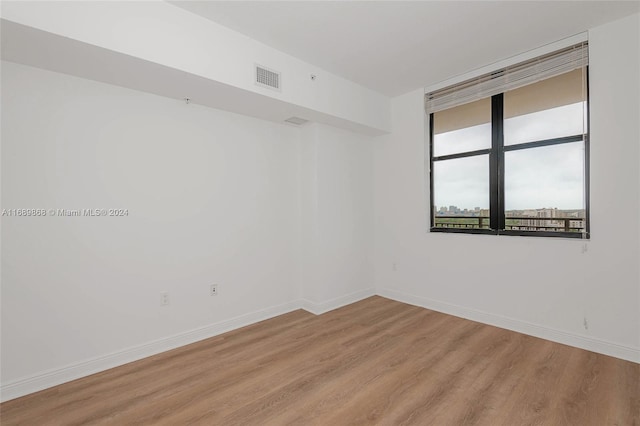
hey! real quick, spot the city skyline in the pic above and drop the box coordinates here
[435,205,585,216]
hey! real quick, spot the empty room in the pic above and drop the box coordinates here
[1,1,639,424]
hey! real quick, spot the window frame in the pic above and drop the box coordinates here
[428,68,590,239]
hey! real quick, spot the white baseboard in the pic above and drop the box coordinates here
[300,287,376,315]
[378,287,640,364]
[3,286,636,402]
[0,300,300,403]
[1,288,376,403]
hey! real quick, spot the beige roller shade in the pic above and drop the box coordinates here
[434,68,587,135]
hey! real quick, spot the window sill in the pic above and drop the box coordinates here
[429,227,589,239]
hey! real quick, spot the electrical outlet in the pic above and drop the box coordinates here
[210,284,218,296]
[160,291,170,306]
[583,317,589,330]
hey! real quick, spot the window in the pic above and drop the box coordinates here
[427,43,589,238]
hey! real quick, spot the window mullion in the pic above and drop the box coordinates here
[429,113,435,230]
[490,94,505,231]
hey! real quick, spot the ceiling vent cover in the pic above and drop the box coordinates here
[284,117,308,126]
[255,65,281,91]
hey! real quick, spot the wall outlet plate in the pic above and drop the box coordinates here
[160,291,169,306]
[210,284,218,296]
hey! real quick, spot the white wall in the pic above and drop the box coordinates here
[373,14,640,362]
[298,123,375,312]
[0,61,301,390]
[1,60,377,400]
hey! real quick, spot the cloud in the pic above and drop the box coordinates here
[433,102,586,211]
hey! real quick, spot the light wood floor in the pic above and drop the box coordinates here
[1,296,638,425]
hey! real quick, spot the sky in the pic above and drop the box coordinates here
[433,102,586,211]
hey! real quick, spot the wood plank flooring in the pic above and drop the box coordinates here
[1,296,638,425]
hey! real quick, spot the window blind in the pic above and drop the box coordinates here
[425,42,588,114]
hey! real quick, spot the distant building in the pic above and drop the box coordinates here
[508,208,585,231]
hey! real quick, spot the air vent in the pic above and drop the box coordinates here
[255,64,281,91]
[284,117,308,126]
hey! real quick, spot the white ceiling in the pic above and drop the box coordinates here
[171,1,639,97]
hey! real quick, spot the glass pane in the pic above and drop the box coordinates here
[505,142,585,233]
[433,155,490,229]
[433,98,491,157]
[504,69,587,145]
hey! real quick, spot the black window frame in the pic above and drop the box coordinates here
[429,67,590,239]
